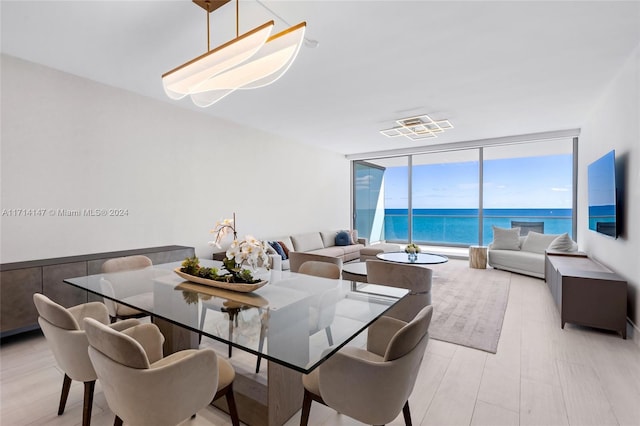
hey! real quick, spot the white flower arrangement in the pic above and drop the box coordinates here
[208,213,270,274]
[225,235,270,271]
[209,216,237,248]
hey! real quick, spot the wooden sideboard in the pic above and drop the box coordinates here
[545,252,627,339]
[0,245,194,338]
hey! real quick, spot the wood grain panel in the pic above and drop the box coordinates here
[42,262,87,307]
[0,267,42,333]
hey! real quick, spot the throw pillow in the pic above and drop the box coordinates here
[521,231,559,254]
[349,229,359,244]
[335,231,350,246]
[491,226,521,250]
[268,241,287,260]
[277,241,290,258]
[548,233,578,252]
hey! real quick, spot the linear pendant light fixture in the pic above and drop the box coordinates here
[162,0,306,107]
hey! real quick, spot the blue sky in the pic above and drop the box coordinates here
[384,154,574,209]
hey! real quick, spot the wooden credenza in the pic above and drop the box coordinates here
[545,252,627,339]
[0,245,194,338]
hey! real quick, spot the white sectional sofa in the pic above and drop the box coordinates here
[488,227,577,278]
[265,230,366,270]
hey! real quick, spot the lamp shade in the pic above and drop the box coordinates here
[190,22,306,107]
[162,20,275,100]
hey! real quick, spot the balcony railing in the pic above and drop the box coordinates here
[382,209,572,247]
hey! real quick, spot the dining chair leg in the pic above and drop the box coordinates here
[228,312,234,358]
[82,380,96,426]
[58,374,72,415]
[255,312,268,373]
[300,389,313,426]
[255,329,266,373]
[225,385,240,426]
[114,415,123,426]
[402,400,412,426]
[199,307,207,345]
[324,326,333,345]
[212,383,240,426]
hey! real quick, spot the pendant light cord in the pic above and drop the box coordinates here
[254,0,318,47]
[206,5,211,51]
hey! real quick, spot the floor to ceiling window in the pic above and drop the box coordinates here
[352,138,575,247]
[353,158,408,244]
[482,140,574,245]
[411,150,479,246]
[354,161,385,244]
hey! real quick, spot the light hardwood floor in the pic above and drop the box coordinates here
[2,268,639,426]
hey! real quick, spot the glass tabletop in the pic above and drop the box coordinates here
[376,251,449,264]
[64,260,408,374]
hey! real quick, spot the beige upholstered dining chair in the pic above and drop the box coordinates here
[298,260,341,346]
[301,305,434,426]
[83,318,240,426]
[298,260,341,279]
[33,293,139,426]
[288,251,343,273]
[365,260,433,323]
[256,259,341,373]
[100,255,153,322]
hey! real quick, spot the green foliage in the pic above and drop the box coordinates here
[181,256,200,275]
[180,256,260,284]
[239,269,254,282]
[222,257,237,272]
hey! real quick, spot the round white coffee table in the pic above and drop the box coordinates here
[376,252,448,264]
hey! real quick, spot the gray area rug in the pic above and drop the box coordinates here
[427,259,511,353]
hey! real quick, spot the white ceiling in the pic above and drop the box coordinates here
[2,1,639,156]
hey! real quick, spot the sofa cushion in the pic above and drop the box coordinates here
[349,229,358,244]
[521,232,558,254]
[308,247,345,258]
[488,249,545,278]
[320,231,337,248]
[268,241,288,260]
[266,236,293,252]
[548,233,578,252]
[277,241,291,257]
[491,226,521,250]
[291,232,324,252]
[335,231,351,246]
[342,244,364,255]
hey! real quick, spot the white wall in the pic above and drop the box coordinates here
[0,55,350,263]
[578,45,640,326]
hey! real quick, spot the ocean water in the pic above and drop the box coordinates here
[381,208,573,246]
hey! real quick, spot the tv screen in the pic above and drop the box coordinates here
[587,150,617,238]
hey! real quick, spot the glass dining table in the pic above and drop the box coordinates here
[64,259,408,426]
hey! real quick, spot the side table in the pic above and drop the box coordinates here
[469,246,487,269]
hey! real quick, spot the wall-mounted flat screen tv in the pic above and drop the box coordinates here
[587,150,617,238]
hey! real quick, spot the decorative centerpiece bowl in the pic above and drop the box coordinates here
[175,256,268,293]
